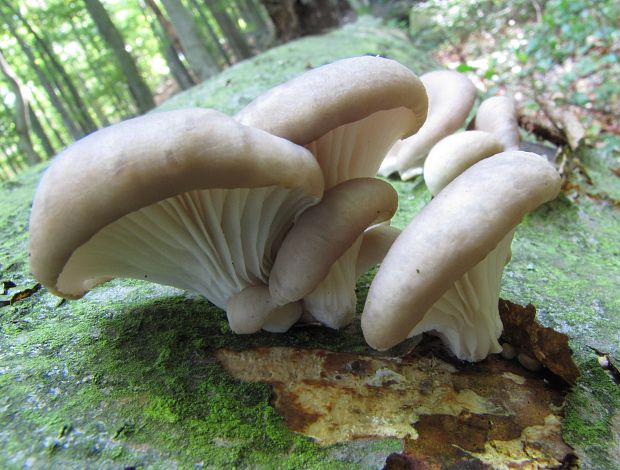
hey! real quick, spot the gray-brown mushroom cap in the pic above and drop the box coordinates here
[29,108,324,303]
[362,151,561,353]
[236,56,428,189]
[423,130,503,196]
[474,95,520,151]
[379,70,477,180]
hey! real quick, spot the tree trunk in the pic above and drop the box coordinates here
[1,16,83,139]
[206,0,253,60]
[260,0,352,41]
[0,50,41,166]
[160,0,220,81]
[1,0,99,134]
[187,0,232,65]
[144,0,197,89]
[28,105,55,158]
[67,14,131,121]
[84,0,155,114]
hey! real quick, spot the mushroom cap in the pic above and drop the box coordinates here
[269,177,398,306]
[379,69,477,179]
[236,56,428,188]
[423,130,503,196]
[29,108,324,299]
[474,95,520,151]
[362,151,561,351]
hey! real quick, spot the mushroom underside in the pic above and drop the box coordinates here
[409,229,515,361]
[56,186,316,309]
[305,107,418,189]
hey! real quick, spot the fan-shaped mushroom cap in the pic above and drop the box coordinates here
[424,130,503,195]
[379,70,477,180]
[362,151,561,354]
[235,56,428,189]
[29,109,324,309]
[474,96,520,151]
[355,223,402,278]
[269,177,397,327]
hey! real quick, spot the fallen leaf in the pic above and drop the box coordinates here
[499,299,580,385]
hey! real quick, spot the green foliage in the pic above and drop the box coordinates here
[518,0,620,115]
[0,0,272,181]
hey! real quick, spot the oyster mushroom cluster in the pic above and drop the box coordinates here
[29,56,561,362]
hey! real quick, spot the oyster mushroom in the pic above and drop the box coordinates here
[236,56,427,327]
[236,55,428,189]
[423,130,503,196]
[362,151,561,360]
[379,70,477,180]
[29,109,324,332]
[269,177,398,328]
[474,95,520,151]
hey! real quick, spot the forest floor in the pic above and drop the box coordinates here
[1,16,619,469]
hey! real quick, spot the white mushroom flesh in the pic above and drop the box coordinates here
[57,186,315,310]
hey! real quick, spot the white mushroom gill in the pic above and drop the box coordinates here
[305,107,416,189]
[302,237,363,329]
[408,229,515,361]
[56,186,314,310]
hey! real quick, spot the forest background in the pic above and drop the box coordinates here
[0,0,618,180]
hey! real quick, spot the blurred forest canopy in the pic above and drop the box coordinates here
[0,0,351,180]
[0,0,618,181]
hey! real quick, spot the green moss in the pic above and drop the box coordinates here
[562,355,620,469]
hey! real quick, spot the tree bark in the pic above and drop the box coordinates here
[206,0,252,60]
[144,0,197,89]
[160,0,220,81]
[84,0,155,113]
[28,105,55,158]
[260,0,351,41]
[187,0,232,65]
[1,16,82,139]
[0,50,41,166]
[1,0,99,134]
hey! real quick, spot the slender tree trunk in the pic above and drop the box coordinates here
[1,14,83,139]
[144,0,197,89]
[160,0,220,81]
[28,106,55,158]
[206,0,252,60]
[187,0,232,65]
[6,5,98,133]
[0,50,41,166]
[67,14,130,121]
[84,0,155,113]
[31,92,67,148]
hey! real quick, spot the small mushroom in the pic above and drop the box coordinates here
[379,70,477,180]
[269,177,398,328]
[362,151,561,360]
[29,109,324,329]
[355,223,402,278]
[423,130,503,196]
[226,285,303,334]
[474,95,520,151]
